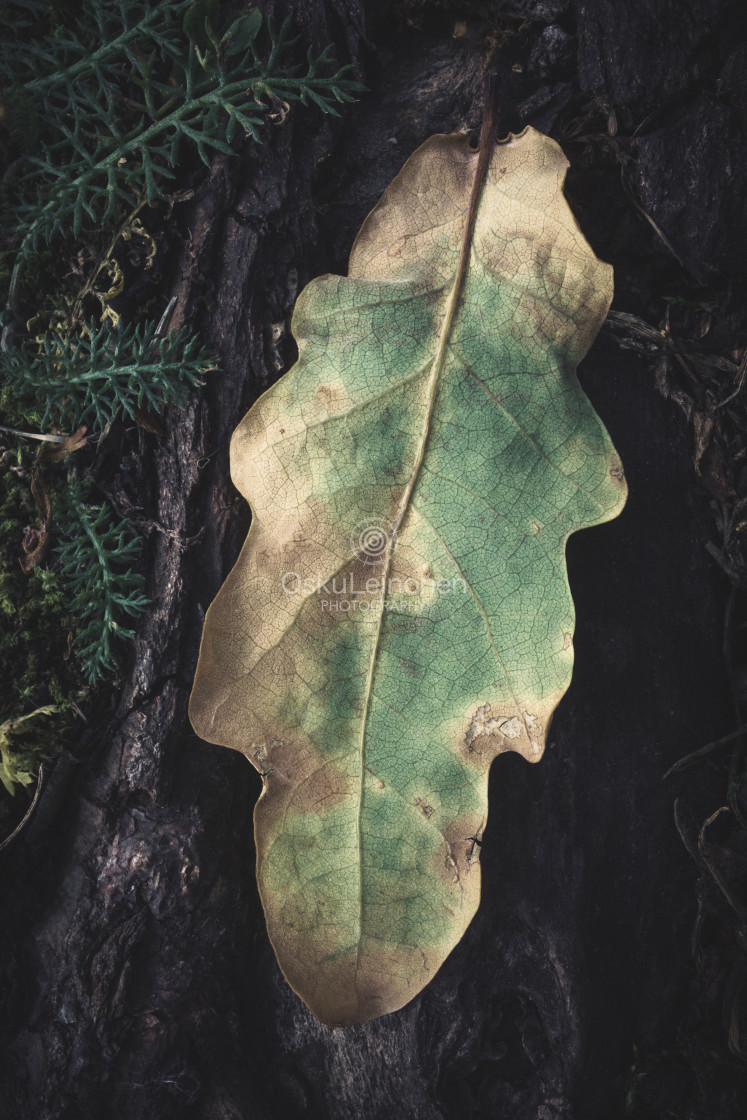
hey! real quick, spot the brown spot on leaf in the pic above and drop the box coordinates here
[257,733,353,817]
[316,382,349,413]
[460,690,565,767]
[435,812,486,909]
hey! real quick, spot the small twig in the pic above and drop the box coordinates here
[606,309,664,347]
[718,348,747,410]
[675,802,747,923]
[673,798,700,863]
[620,166,687,268]
[0,763,45,853]
[663,724,747,778]
[699,805,730,849]
[1,258,24,354]
[0,425,75,443]
[706,539,737,579]
[698,807,747,920]
[606,312,743,384]
[19,460,52,572]
[724,587,747,828]
[725,955,747,1057]
[664,304,701,392]
[155,295,178,338]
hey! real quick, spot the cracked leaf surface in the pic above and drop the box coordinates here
[189,127,627,1025]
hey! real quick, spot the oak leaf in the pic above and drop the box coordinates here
[189,124,627,1025]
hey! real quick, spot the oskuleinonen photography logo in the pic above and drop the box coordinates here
[280,513,467,613]
[350,516,396,565]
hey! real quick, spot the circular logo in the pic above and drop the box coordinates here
[351,517,395,565]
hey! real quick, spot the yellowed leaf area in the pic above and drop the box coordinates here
[189,127,626,1025]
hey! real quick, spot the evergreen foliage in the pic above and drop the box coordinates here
[56,480,149,684]
[1,320,214,431]
[1,0,362,257]
[0,0,361,799]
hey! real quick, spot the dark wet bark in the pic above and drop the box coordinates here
[1,1,746,1117]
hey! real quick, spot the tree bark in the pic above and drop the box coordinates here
[1,1,746,1117]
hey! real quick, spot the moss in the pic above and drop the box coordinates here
[0,447,85,792]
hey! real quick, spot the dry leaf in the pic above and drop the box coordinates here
[190,123,626,1024]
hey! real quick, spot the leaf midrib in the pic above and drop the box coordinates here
[351,133,500,976]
